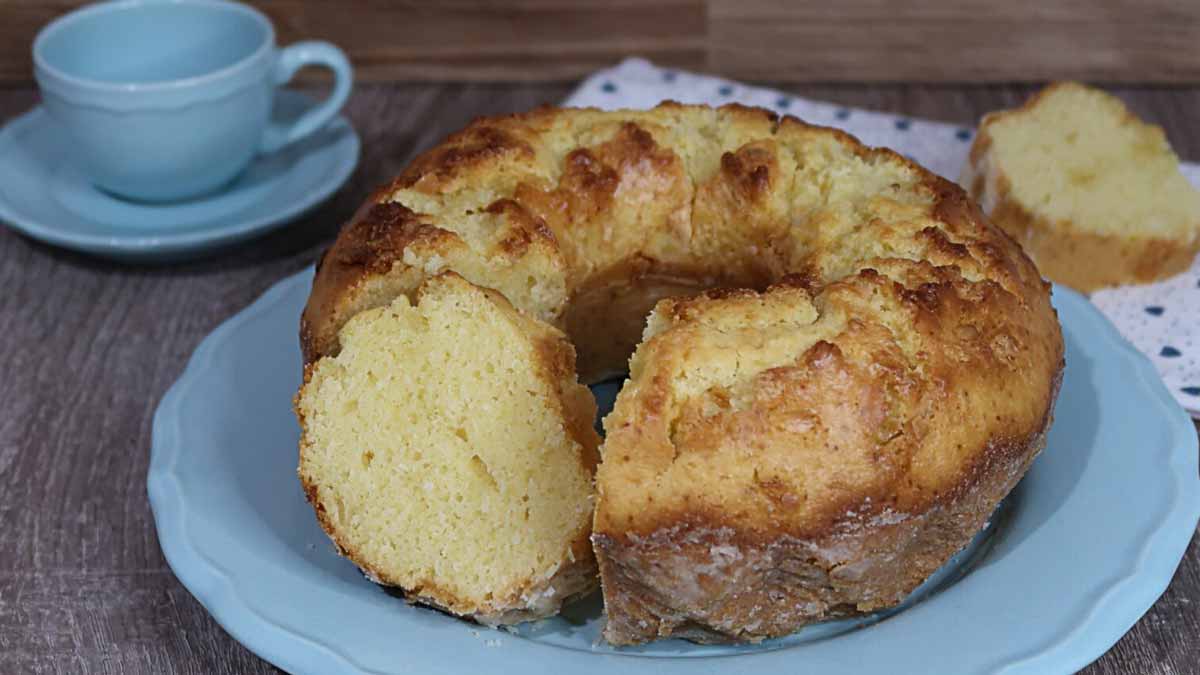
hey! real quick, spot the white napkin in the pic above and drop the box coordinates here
[564,58,1200,417]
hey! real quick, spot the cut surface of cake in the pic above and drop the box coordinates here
[962,81,1200,291]
[296,272,600,624]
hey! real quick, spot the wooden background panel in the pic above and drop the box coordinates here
[256,0,706,82]
[709,0,1200,83]
[2,0,1199,84]
[0,0,708,84]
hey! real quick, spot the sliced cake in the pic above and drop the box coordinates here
[962,81,1200,291]
[296,272,600,624]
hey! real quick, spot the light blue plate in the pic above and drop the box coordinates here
[0,91,358,262]
[148,269,1200,675]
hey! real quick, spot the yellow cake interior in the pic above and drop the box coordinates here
[297,273,598,618]
[984,83,1200,238]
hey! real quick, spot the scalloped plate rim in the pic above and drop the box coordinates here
[147,268,1200,675]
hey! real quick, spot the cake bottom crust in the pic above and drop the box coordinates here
[963,157,1200,293]
[989,193,1199,293]
[593,374,1059,645]
[301,470,601,626]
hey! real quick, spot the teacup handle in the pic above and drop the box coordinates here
[260,41,353,154]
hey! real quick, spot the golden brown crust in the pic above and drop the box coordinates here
[298,102,1064,641]
[595,382,1057,643]
[394,119,542,192]
[962,82,1200,292]
[299,200,448,363]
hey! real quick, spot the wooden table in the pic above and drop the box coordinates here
[2,82,1197,674]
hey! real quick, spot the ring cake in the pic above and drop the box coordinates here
[295,103,1064,644]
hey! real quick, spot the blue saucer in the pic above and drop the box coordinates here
[0,90,359,262]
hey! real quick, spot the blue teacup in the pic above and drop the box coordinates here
[33,0,353,202]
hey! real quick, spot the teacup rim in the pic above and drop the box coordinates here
[33,0,276,95]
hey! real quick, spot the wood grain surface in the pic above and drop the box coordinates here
[4,1,1200,84]
[0,82,1198,674]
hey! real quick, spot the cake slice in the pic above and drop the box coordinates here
[296,272,600,624]
[962,81,1200,291]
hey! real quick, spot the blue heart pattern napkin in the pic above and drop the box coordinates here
[564,58,1200,418]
